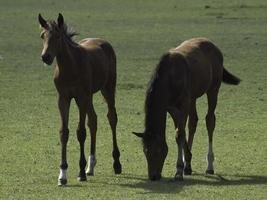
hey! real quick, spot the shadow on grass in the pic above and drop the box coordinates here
[108,172,267,194]
[59,184,83,188]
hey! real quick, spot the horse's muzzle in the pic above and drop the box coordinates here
[41,54,53,65]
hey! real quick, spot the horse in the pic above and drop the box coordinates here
[133,38,240,181]
[38,13,122,186]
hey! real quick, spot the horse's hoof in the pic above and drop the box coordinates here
[206,169,214,175]
[114,162,122,174]
[86,171,94,176]
[174,173,184,181]
[58,179,67,186]
[77,176,87,182]
[184,167,192,175]
[78,171,87,182]
[86,156,97,176]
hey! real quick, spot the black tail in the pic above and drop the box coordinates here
[222,68,241,85]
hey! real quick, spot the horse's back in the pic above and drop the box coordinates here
[173,38,224,98]
[79,38,116,93]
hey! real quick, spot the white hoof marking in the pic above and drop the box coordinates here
[86,155,97,175]
[58,169,67,179]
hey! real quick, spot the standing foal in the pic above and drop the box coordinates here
[38,13,122,186]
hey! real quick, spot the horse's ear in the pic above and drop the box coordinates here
[132,132,144,138]
[57,13,64,28]
[38,14,48,29]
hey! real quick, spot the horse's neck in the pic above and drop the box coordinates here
[145,83,169,137]
[56,38,81,78]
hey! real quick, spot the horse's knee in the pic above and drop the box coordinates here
[206,112,215,122]
[76,128,86,143]
[175,129,186,144]
[59,128,69,143]
[189,115,198,134]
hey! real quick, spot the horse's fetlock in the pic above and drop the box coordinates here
[60,163,68,170]
[60,128,69,135]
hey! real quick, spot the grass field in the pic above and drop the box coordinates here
[0,0,267,199]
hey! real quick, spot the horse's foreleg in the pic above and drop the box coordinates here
[75,97,88,181]
[86,103,97,176]
[168,107,192,176]
[175,128,186,181]
[205,92,218,175]
[58,96,71,186]
[175,110,188,181]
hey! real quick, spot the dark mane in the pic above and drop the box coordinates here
[48,20,78,41]
[143,53,170,145]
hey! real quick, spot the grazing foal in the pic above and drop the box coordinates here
[38,13,122,186]
[133,38,240,181]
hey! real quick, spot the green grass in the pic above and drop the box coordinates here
[0,0,267,199]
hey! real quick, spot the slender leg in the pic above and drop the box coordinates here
[187,99,198,151]
[86,102,97,176]
[205,91,218,174]
[184,99,198,175]
[75,96,88,181]
[168,107,192,176]
[58,95,71,186]
[101,89,122,174]
[174,109,188,181]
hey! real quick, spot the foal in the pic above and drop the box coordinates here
[133,38,240,181]
[38,13,122,186]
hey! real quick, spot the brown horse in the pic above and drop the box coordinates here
[38,13,122,186]
[133,38,240,181]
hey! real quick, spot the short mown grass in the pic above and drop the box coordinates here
[0,0,266,199]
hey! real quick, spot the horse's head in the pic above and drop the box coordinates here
[133,131,168,181]
[38,13,65,65]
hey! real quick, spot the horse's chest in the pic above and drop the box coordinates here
[54,77,86,98]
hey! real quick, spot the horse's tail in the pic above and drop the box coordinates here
[222,68,241,85]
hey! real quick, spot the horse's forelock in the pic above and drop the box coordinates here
[48,20,78,40]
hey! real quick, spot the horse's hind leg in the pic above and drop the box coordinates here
[58,96,71,186]
[184,99,198,175]
[205,90,218,175]
[101,88,122,174]
[188,99,198,151]
[85,100,97,176]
